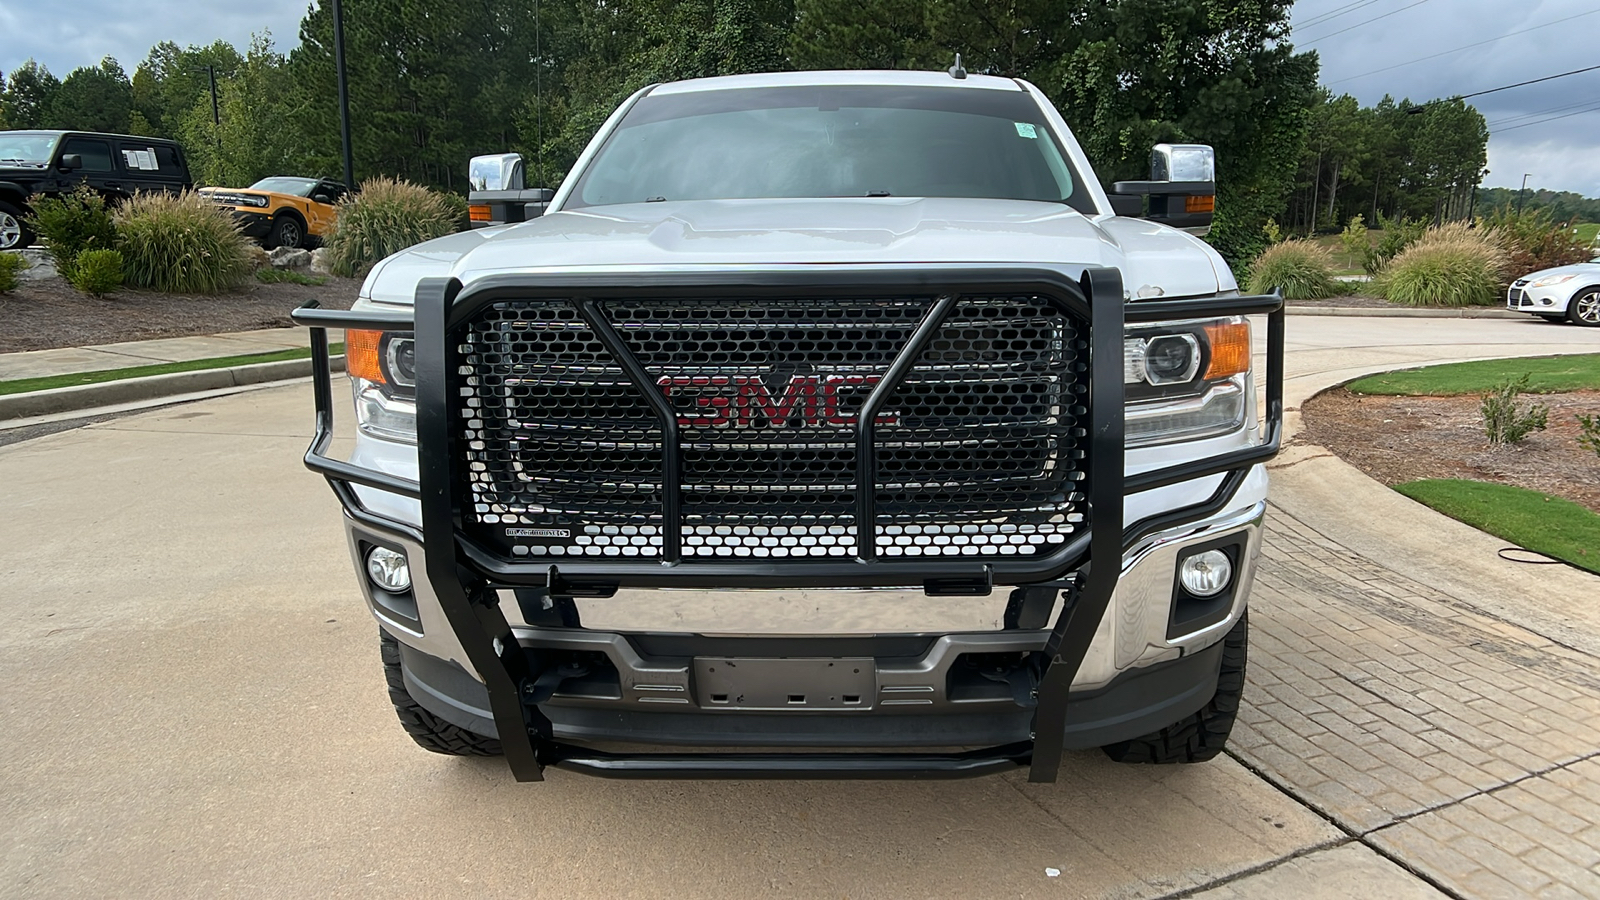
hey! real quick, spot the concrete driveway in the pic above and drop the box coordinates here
[2,316,1598,898]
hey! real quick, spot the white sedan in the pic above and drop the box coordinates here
[1507,260,1600,326]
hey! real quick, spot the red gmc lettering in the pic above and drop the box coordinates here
[655,374,899,428]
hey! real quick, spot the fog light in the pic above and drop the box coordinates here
[366,546,411,593]
[1179,550,1232,597]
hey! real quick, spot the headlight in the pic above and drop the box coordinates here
[241,194,270,208]
[1124,317,1251,447]
[1528,273,1576,288]
[348,329,416,443]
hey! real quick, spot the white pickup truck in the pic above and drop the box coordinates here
[294,68,1283,783]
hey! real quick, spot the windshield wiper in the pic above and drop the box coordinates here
[645,196,667,202]
[864,190,892,198]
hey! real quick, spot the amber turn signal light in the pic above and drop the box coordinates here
[468,204,491,222]
[1203,321,1250,379]
[346,329,386,384]
[1185,194,1215,214]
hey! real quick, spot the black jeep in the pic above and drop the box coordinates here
[0,130,193,249]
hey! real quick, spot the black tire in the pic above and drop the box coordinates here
[1567,287,1600,327]
[268,214,304,250]
[0,200,34,250]
[379,631,503,756]
[1102,613,1248,764]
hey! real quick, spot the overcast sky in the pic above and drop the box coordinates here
[3,0,1597,197]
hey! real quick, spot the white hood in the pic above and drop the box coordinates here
[360,197,1231,305]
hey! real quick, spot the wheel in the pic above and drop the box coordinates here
[268,214,304,250]
[1102,613,1247,764]
[379,631,503,756]
[0,200,33,250]
[1568,288,1600,327]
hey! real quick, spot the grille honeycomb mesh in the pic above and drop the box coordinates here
[453,294,1087,562]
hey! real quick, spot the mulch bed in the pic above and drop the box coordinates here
[0,276,359,354]
[1303,388,1600,514]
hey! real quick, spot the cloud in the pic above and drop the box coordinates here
[1293,0,1600,197]
[0,0,308,76]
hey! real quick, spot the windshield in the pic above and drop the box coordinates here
[0,131,61,166]
[567,85,1092,213]
[249,176,318,197]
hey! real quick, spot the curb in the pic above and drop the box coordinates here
[1287,305,1523,319]
[0,355,345,421]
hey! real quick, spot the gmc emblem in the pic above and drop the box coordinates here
[655,374,900,428]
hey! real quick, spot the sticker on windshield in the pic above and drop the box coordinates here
[1015,122,1038,139]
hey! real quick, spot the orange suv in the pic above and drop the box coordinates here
[201,176,348,249]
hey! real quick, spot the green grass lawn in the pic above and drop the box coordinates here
[1346,354,1600,396]
[1573,222,1599,247]
[0,343,343,396]
[1395,480,1600,573]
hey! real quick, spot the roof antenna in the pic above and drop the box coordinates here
[948,53,967,80]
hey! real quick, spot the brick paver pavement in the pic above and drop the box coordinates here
[1240,503,1600,898]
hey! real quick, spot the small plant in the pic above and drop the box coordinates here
[0,251,23,292]
[1261,220,1284,244]
[1363,213,1427,275]
[1338,214,1367,268]
[25,184,117,277]
[1578,412,1600,460]
[256,268,328,286]
[325,177,461,278]
[1374,223,1509,308]
[115,191,254,293]
[1246,239,1342,300]
[68,248,125,296]
[1481,374,1549,445]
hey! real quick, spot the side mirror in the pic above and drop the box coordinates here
[313,193,332,204]
[469,153,526,192]
[1109,143,1216,235]
[58,153,83,172]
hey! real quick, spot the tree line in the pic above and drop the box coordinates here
[0,0,1527,266]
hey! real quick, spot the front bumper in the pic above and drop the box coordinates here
[1507,281,1570,314]
[226,209,272,239]
[294,268,1284,781]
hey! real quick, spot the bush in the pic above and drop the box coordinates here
[1363,213,1427,275]
[0,252,23,292]
[68,248,125,296]
[325,177,461,277]
[115,191,254,293]
[1374,223,1509,308]
[25,184,117,277]
[1245,239,1342,300]
[1578,413,1600,460]
[1482,206,1593,275]
[1481,375,1549,445]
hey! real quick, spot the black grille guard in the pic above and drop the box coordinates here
[293,267,1284,783]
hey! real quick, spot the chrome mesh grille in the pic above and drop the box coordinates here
[453,294,1088,562]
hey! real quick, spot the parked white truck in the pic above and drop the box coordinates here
[294,68,1283,782]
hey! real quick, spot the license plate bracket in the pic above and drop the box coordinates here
[693,657,877,710]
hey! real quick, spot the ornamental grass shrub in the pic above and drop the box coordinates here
[0,251,23,292]
[114,191,253,293]
[68,248,125,296]
[26,184,116,277]
[1245,239,1342,300]
[1374,223,1509,308]
[325,177,461,278]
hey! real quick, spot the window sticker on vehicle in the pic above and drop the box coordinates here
[122,149,159,170]
[1014,122,1038,139]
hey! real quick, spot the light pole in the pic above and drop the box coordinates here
[1516,173,1532,216]
[332,0,355,190]
[195,65,220,147]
